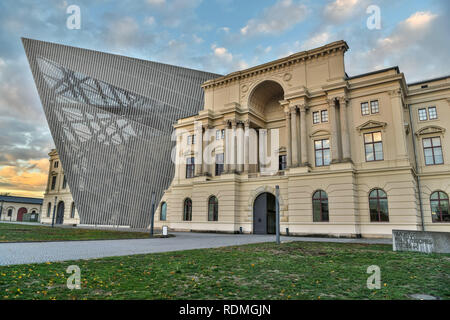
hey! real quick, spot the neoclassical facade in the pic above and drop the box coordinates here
[42,149,80,225]
[0,196,43,222]
[155,40,450,238]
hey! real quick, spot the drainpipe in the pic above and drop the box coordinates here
[408,104,425,231]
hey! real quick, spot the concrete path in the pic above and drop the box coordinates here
[0,232,392,266]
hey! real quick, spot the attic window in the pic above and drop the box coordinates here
[421,85,429,89]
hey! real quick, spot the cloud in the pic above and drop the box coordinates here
[323,0,368,24]
[147,0,165,5]
[240,0,307,37]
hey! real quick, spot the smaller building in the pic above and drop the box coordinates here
[0,195,43,222]
[42,149,80,225]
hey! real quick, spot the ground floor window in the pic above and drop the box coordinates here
[183,198,192,221]
[70,202,76,219]
[160,202,167,221]
[312,190,329,222]
[208,196,218,221]
[369,189,389,222]
[47,202,51,217]
[430,191,449,223]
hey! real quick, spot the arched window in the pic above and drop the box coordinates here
[208,196,218,221]
[160,202,167,221]
[430,191,449,223]
[369,189,389,222]
[183,198,192,221]
[7,209,12,217]
[47,202,51,217]
[312,190,329,222]
[70,202,76,219]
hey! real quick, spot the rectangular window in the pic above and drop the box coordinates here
[364,132,384,161]
[314,139,331,167]
[313,111,320,124]
[423,137,443,165]
[428,106,437,120]
[51,175,57,190]
[370,100,379,114]
[361,102,370,116]
[215,153,224,176]
[279,155,287,170]
[216,129,225,140]
[62,175,67,189]
[187,134,196,145]
[54,161,59,168]
[418,108,428,121]
[186,157,195,178]
[321,110,329,123]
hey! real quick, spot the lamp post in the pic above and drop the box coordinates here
[0,200,3,221]
[150,191,156,237]
[275,185,280,245]
[51,196,57,227]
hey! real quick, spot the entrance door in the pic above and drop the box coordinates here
[56,201,65,225]
[253,192,276,234]
[17,207,27,222]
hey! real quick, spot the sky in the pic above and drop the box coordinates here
[0,0,449,198]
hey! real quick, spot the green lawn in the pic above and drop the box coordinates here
[0,223,153,242]
[0,241,448,300]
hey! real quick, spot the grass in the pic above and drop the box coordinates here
[0,223,155,242]
[0,241,448,300]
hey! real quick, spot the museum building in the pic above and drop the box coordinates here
[154,40,450,238]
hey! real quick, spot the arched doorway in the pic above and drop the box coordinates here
[56,201,65,225]
[17,207,27,222]
[253,192,276,234]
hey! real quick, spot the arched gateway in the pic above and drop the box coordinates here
[253,192,276,234]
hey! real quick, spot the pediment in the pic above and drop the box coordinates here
[310,129,330,138]
[356,120,387,132]
[416,125,446,136]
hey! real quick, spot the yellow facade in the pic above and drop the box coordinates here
[157,40,450,238]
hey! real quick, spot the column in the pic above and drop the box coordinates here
[224,121,230,174]
[231,120,237,173]
[174,132,182,182]
[299,105,308,166]
[237,122,244,173]
[339,97,351,161]
[389,89,408,159]
[284,110,292,168]
[244,120,250,174]
[194,121,203,176]
[290,106,299,167]
[328,98,340,163]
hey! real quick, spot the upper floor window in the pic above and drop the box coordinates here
[313,110,328,124]
[423,137,443,165]
[54,161,59,168]
[369,189,389,222]
[312,190,329,222]
[208,196,219,222]
[315,139,330,167]
[186,157,195,178]
[215,153,224,176]
[321,110,329,122]
[364,132,383,162]
[370,100,379,114]
[361,100,379,116]
[216,129,225,140]
[279,155,287,170]
[430,191,449,223]
[419,106,438,121]
[51,175,57,190]
[183,198,192,221]
[160,202,167,221]
[187,134,196,145]
[62,175,67,189]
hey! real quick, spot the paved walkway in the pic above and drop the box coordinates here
[0,232,392,266]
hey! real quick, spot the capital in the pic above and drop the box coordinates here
[326,98,337,108]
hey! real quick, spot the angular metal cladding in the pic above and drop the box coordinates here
[22,38,221,228]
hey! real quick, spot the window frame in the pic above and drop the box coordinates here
[51,175,57,190]
[312,190,329,222]
[369,189,389,222]
[423,136,444,166]
[70,202,75,219]
[428,106,437,120]
[321,110,329,123]
[430,191,449,223]
[370,100,379,114]
[312,111,320,124]
[418,108,428,121]
[215,153,224,176]
[364,131,384,162]
[183,198,192,221]
[279,154,287,171]
[186,157,195,178]
[361,102,370,116]
[160,202,167,221]
[208,196,219,222]
[314,139,331,167]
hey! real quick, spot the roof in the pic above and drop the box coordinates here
[407,75,450,86]
[345,67,400,80]
[0,195,43,205]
